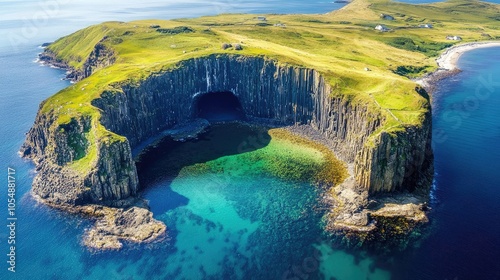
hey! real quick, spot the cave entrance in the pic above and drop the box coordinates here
[193,91,245,122]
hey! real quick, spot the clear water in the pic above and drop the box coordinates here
[136,123,325,279]
[1,1,500,279]
[388,47,500,280]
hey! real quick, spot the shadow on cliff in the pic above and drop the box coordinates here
[135,123,272,214]
[193,91,246,122]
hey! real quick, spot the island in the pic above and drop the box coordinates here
[21,0,500,250]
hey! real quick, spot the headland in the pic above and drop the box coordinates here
[22,0,500,249]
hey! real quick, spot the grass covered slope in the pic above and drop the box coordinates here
[40,0,500,172]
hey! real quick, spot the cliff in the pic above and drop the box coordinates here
[355,113,433,193]
[30,0,500,248]
[22,110,138,205]
[24,54,432,205]
[91,55,432,195]
[39,36,115,82]
[22,53,433,248]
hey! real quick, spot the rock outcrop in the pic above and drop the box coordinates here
[39,37,115,82]
[22,54,433,249]
[83,206,167,250]
[22,111,138,205]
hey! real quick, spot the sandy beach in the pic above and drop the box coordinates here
[417,41,500,90]
[436,41,500,70]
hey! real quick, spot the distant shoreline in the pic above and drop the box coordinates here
[417,41,500,91]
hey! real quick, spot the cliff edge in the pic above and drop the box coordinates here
[22,0,500,249]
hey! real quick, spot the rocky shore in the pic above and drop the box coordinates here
[83,206,166,250]
[284,124,431,248]
[32,194,166,250]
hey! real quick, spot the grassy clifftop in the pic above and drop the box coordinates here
[40,0,500,170]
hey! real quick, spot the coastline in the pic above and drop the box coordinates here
[416,41,500,91]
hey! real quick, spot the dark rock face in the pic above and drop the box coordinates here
[193,91,245,121]
[93,55,384,160]
[23,54,432,207]
[79,41,116,81]
[87,138,139,202]
[38,38,115,82]
[355,113,434,193]
[21,110,138,205]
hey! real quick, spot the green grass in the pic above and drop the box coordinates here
[381,36,452,57]
[40,0,500,173]
[47,24,115,69]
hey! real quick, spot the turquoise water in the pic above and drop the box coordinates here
[1,1,500,279]
[135,123,391,279]
[138,129,320,279]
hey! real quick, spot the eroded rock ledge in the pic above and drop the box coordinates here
[22,54,433,249]
[31,194,166,250]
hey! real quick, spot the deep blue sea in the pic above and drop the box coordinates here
[1,0,500,279]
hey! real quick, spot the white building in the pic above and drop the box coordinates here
[446,35,462,41]
[375,24,390,32]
